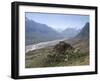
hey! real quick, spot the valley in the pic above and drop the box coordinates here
[25,17,89,68]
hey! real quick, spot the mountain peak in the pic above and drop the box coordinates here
[75,22,89,40]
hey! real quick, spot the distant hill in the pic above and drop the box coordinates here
[62,28,80,38]
[25,16,89,47]
[25,17,63,45]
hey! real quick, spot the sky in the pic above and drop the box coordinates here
[25,12,89,32]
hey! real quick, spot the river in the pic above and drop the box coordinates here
[25,38,67,53]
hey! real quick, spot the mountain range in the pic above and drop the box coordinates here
[25,17,89,46]
[75,22,89,40]
[65,22,89,54]
[25,17,63,45]
[62,28,80,38]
